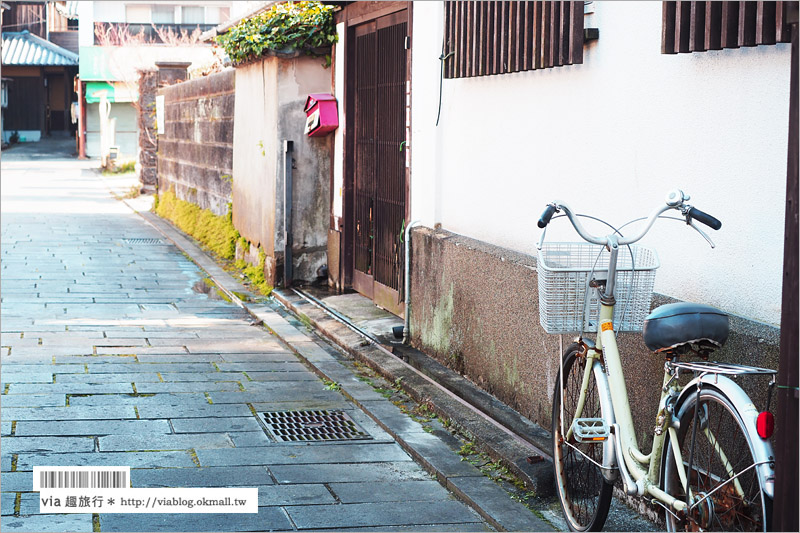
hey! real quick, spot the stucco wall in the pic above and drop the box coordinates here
[157,69,235,216]
[409,226,780,448]
[231,55,332,286]
[409,1,791,327]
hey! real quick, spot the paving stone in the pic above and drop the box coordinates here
[99,508,292,532]
[270,462,432,484]
[218,353,297,363]
[135,354,223,363]
[0,394,66,407]
[68,393,208,407]
[329,480,455,504]
[256,484,335,506]
[98,433,234,451]
[0,437,96,454]
[170,417,263,434]
[285,500,482,530]
[57,373,162,383]
[85,363,214,373]
[1,455,11,471]
[1,493,16,515]
[15,420,171,436]
[96,347,189,355]
[1,406,137,421]
[0,373,53,384]
[217,362,307,372]
[1,422,12,436]
[137,404,252,419]
[243,371,318,382]
[130,465,273,488]
[0,472,32,491]
[15,450,196,471]
[198,443,411,467]
[395,430,485,479]
[158,372,247,382]
[228,431,272,447]
[0,364,85,373]
[0,514,93,532]
[208,389,343,404]
[447,475,554,532]
[7,383,134,395]
[134,382,244,393]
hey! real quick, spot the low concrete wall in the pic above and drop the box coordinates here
[157,69,235,216]
[231,55,332,286]
[409,226,780,448]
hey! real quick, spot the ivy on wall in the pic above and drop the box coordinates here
[215,1,338,65]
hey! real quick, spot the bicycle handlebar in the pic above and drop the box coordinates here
[537,189,721,247]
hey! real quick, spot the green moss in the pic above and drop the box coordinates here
[155,189,240,260]
[93,513,101,533]
[240,247,273,296]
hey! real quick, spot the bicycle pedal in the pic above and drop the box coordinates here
[572,418,610,442]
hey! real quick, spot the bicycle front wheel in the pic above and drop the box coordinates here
[552,345,613,532]
[663,388,772,532]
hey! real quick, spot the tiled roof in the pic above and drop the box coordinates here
[1,30,79,66]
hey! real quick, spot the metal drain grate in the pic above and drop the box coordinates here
[260,410,372,442]
[123,238,163,245]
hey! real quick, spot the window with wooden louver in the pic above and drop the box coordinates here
[444,1,586,79]
[662,1,794,54]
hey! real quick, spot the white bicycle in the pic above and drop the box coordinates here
[537,190,776,531]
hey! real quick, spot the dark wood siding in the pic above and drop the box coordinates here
[1,2,46,37]
[444,1,584,78]
[4,76,45,132]
[662,1,793,54]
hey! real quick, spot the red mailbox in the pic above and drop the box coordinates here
[304,94,338,137]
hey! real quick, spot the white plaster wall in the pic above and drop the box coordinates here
[410,1,790,326]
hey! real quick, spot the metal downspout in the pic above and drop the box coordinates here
[283,140,294,288]
[403,220,421,344]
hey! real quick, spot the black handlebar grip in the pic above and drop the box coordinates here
[538,204,557,228]
[687,207,722,230]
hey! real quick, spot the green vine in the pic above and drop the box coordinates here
[215,1,338,65]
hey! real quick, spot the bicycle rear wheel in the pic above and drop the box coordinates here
[663,388,772,531]
[552,345,613,532]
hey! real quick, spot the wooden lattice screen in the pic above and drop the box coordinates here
[444,1,585,78]
[662,1,793,54]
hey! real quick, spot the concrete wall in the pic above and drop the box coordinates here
[231,54,332,286]
[157,68,235,216]
[409,226,780,448]
[409,1,791,327]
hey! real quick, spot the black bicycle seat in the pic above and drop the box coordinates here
[643,303,729,354]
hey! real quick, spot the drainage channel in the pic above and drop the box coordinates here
[288,287,551,460]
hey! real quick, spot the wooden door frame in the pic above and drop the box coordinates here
[340,1,412,314]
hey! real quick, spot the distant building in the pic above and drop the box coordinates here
[1,1,79,143]
[76,1,231,159]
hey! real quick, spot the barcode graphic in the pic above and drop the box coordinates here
[33,467,130,491]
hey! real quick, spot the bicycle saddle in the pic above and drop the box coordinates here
[643,302,729,354]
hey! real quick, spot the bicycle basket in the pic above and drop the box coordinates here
[537,243,659,334]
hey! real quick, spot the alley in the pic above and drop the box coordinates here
[0,149,500,532]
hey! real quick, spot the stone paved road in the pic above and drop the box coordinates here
[0,150,492,532]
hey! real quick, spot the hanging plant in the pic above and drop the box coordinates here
[215,1,338,65]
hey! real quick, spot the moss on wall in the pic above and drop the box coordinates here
[155,189,239,260]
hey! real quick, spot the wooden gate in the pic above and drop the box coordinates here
[351,12,408,316]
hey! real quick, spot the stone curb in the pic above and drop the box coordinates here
[126,204,554,532]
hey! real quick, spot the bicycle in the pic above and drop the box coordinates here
[536,189,777,532]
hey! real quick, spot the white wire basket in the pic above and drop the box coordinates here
[537,243,659,334]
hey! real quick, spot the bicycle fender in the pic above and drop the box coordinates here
[592,359,620,482]
[674,374,775,500]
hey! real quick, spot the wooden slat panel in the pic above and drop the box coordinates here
[570,0,583,64]
[690,1,707,52]
[705,1,723,50]
[477,1,486,76]
[675,1,692,52]
[559,1,569,66]
[549,1,560,67]
[663,1,677,53]
[512,1,523,72]
[498,1,508,73]
[721,1,741,48]
[542,1,552,68]
[756,1,777,45]
[454,1,462,78]
[522,2,534,71]
[490,1,499,75]
[465,1,474,77]
[739,0,758,46]
[776,1,791,43]
[444,1,452,78]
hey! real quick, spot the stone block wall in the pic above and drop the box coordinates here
[157,69,235,216]
[137,69,157,191]
[409,226,780,450]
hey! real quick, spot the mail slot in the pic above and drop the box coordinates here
[304,94,338,137]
